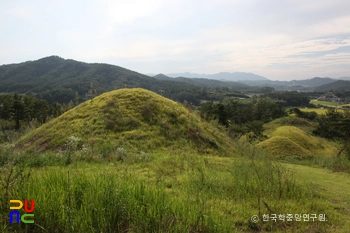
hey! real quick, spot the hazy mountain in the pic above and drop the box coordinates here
[314,80,350,91]
[291,77,336,87]
[238,77,339,92]
[153,73,172,80]
[166,72,269,81]
[338,76,350,81]
[153,74,252,90]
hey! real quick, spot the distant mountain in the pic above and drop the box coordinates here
[166,72,269,81]
[338,77,350,81]
[0,56,207,104]
[315,80,350,91]
[153,73,172,81]
[153,74,251,90]
[292,77,336,87]
[0,56,157,94]
[238,77,339,92]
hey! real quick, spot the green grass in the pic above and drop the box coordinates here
[303,99,349,114]
[2,147,349,232]
[309,99,350,107]
[286,164,350,230]
[301,108,339,114]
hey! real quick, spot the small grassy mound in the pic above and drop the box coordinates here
[271,126,319,151]
[264,116,316,135]
[258,136,311,158]
[260,125,339,158]
[16,88,233,154]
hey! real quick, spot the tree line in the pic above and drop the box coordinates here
[0,94,71,130]
[199,96,287,141]
[313,109,350,159]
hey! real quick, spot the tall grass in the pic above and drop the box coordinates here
[1,166,221,232]
[0,144,345,232]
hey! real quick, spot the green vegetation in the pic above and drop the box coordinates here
[1,88,350,232]
[310,100,343,107]
[2,143,349,232]
[262,91,310,107]
[300,108,331,115]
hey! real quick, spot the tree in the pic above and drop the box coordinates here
[314,109,350,159]
[33,99,49,124]
[12,94,24,130]
[0,95,13,120]
[23,95,35,123]
[225,100,240,124]
[244,120,265,143]
[50,102,62,118]
[217,103,227,126]
[75,91,80,106]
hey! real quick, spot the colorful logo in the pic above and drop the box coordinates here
[9,200,35,224]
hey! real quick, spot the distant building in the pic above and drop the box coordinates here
[317,92,340,102]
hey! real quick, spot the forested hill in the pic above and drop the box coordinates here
[314,80,350,91]
[153,74,251,90]
[0,56,208,104]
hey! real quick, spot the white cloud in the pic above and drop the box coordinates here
[1,0,350,80]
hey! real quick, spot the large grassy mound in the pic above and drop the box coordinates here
[16,88,233,154]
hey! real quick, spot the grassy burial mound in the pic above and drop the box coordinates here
[258,126,338,158]
[258,136,311,158]
[271,126,319,151]
[16,88,233,154]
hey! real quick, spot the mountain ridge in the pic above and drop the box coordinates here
[164,71,269,81]
[0,56,210,105]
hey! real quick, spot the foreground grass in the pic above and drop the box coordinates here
[1,146,349,232]
[286,164,350,230]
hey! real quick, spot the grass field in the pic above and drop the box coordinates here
[310,100,343,107]
[1,146,350,232]
[1,89,350,232]
[300,107,346,114]
[300,99,350,114]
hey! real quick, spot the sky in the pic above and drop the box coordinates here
[1,0,350,81]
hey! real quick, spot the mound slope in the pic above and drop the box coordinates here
[16,88,233,154]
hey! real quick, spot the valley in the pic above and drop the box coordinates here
[1,57,350,232]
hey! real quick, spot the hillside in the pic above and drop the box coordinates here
[15,88,233,154]
[0,56,155,93]
[0,56,202,104]
[315,80,350,91]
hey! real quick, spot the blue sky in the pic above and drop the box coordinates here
[1,0,349,80]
